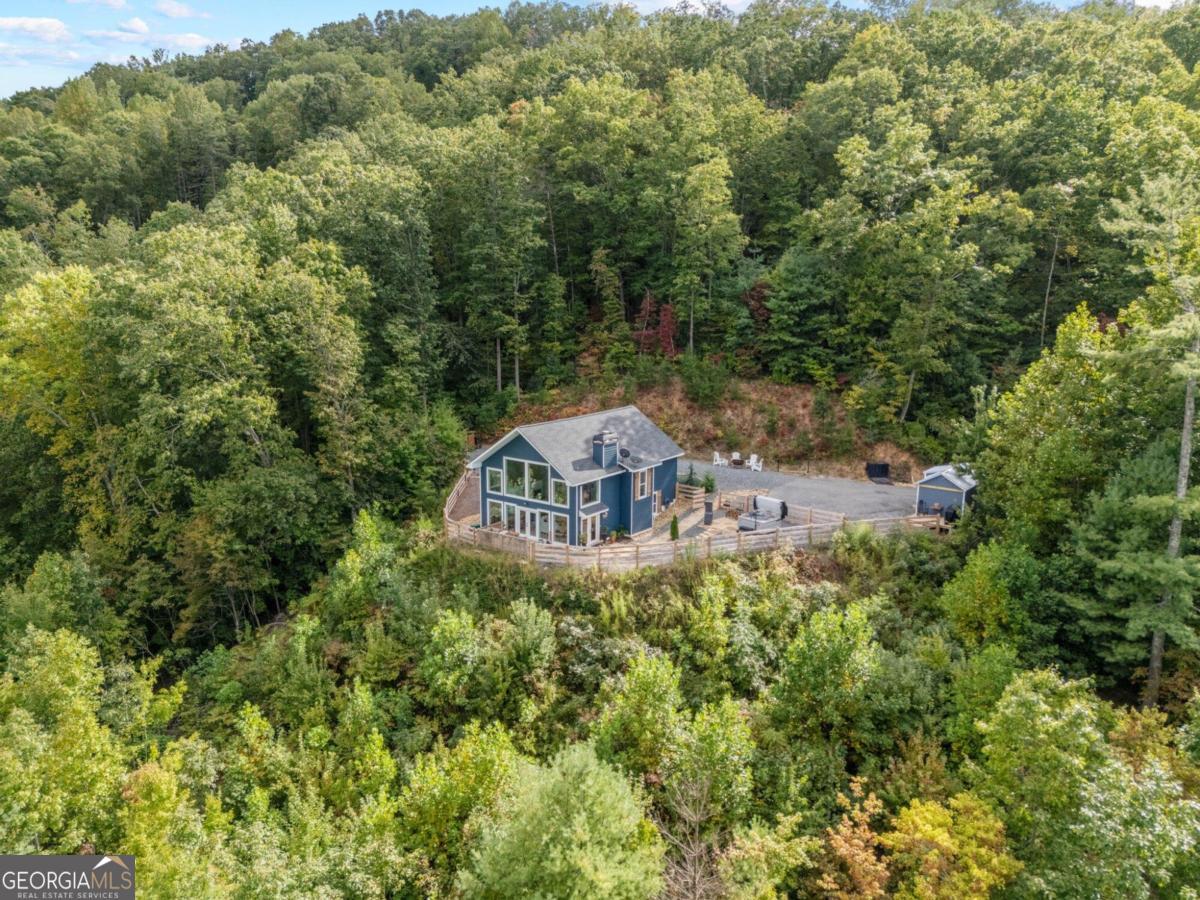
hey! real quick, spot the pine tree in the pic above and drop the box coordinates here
[1105,172,1200,706]
[590,248,634,375]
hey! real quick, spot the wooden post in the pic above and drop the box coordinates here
[565,542,570,566]
[808,522,813,544]
[596,545,601,572]
[775,529,781,549]
[706,535,712,559]
[527,540,534,563]
[635,544,640,570]
[807,507,813,525]
[842,514,848,530]
[737,531,743,552]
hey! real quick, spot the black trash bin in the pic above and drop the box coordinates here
[703,499,713,526]
[866,462,891,484]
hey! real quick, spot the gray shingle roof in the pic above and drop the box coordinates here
[920,464,977,492]
[470,405,685,486]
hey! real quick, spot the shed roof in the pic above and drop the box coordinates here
[468,405,684,486]
[919,464,977,492]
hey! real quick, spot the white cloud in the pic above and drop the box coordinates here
[1133,0,1176,7]
[67,0,130,8]
[0,17,72,43]
[86,23,214,50]
[155,0,211,19]
[0,41,81,66]
[161,32,212,49]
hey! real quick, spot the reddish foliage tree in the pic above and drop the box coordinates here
[657,303,679,358]
[633,289,659,354]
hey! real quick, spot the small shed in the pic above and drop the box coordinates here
[915,464,976,517]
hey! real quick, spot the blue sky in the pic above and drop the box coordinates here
[0,0,1172,99]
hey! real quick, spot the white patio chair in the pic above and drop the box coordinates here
[731,451,742,466]
[713,451,728,467]
[748,453,763,472]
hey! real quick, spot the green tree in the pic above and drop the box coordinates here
[1104,171,1200,706]
[458,743,665,899]
[593,651,685,778]
[972,670,1200,896]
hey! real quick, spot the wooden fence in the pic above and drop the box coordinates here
[444,471,940,572]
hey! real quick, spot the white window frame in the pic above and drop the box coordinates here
[504,457,527,498]
[635,468,651,500]
[499,456,566,505]
[552,478,568,507]
[552,513,568,544]
[486,499,502,525]
[487,467,502,493]
[580,478,600,506]
[526,462,549,502]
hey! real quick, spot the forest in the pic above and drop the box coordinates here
[1,0,1200,896]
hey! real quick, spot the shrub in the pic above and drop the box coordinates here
[670,515,679,541]
[458,743,664,898]
[679,354,729,407]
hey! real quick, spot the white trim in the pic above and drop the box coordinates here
[496,455,567,506]
[468,407,686,486]
[635,468,651,500]
[580,512,601,546]
[579,478,601,507]
[467,427,523,468]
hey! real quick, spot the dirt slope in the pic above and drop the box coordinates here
[484,378,922,483]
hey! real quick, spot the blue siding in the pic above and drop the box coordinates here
[629,471,653,534]
[657,458,678,506]
[598,472,625,537]
[916,474,973,514]
[475,435,684,543]
[476,434,575,543]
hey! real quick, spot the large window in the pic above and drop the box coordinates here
[505,504,517,531]
[487,500,502,525]
[528,463,549,502]
[581,479,599,505]
[487,468,502,493]
[635,469,651,500]
[500,457,563,503]
[553,513,568,544]
[505,458,525,497]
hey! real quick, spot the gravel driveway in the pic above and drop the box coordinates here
[684,459,916,520]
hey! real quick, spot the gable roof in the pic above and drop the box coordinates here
[919,464,977,492]
[469,405,685,486]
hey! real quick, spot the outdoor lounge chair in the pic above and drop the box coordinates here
[748,453,763,472]
[713,451,729,467]
[731,451,742,466]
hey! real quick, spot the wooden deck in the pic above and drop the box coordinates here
[443,471,942,572]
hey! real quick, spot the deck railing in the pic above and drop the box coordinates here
[443,471,939,572]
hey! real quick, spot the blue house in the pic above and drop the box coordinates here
[915,464,977,517]
[467,406,684,546]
